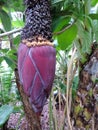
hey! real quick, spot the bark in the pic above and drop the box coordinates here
[72,47,98,129]
[15,69,41,130]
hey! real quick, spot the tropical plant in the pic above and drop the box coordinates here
[0,0,98,130]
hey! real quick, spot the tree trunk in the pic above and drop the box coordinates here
[15,69,41,130]
[72,46,98,129]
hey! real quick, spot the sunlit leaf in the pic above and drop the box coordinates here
[12,20,24,28]
[91,0,98,6]
[0,9,11,31]
[56,24,78,50]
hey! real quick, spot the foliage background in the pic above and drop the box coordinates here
[0,0,98,129]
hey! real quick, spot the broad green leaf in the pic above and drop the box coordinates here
[91,0,98,6]
[56,24,78,50]
[0,9,11,31]
[0,105,13,126]
[12,20,24,28]
[53,16,71,32]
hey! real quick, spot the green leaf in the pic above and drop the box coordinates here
[0,57,3,63]
[3,56,16,69]
[0,9,11,31]
[81,30,92,53]
[76,21,92,54]
[7,49,17,61]
[59,82,67,93]
[53,16,71,32]
[91,0,98,6]
[13,35,21,46]
[1,49,9,53]
[12,20,24,28]
[10,0,24,11]
[0,105,13,126]
[56,24,78,50]
[4,56,13,66]
[89,14,98,20]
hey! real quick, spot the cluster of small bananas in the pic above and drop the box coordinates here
[21,0,52,42]
[24,0,39,6]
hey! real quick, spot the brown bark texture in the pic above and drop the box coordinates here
[15,69,41,130]
[72,47,98,129]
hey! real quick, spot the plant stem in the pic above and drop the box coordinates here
[66,47,77,130]
[15,69,41,130]
[49,93,53,130]
[0,28,22,38]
